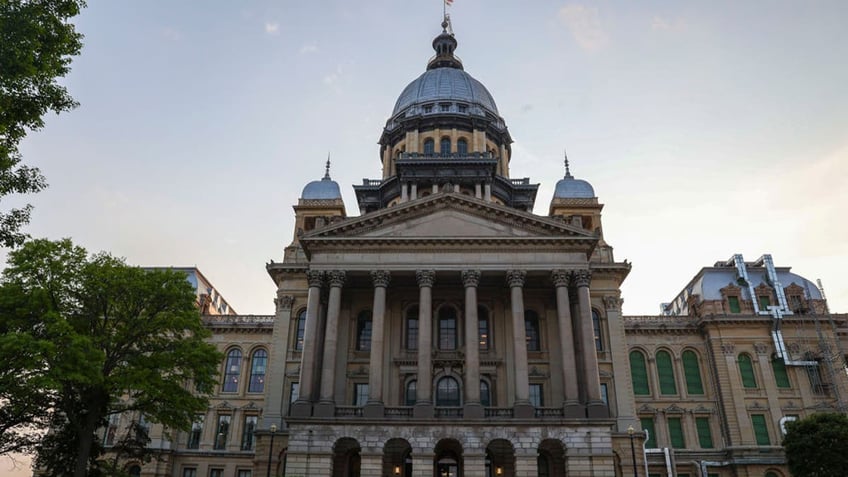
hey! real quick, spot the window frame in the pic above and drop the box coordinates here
[294,310,306,351]
[248,349,267,393]
[682,350,705,395]
[405,306,419,351]
[630,350,650,396]
[423,138,435,154]
[213,414,231,450]
[222,348,243,393]
[187,414,204,449]
[529,383,544,407]
[478,306,490,351]
[656,350,678,395]
[525,310,541,352]
[240,415,258,451]
[436,376,461,407]
[438,306,458,351]
[592,309,604,351]
[353,383,369,406]
[355,310,372,351]
[738,353,758,388]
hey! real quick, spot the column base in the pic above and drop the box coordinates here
[464,402,484,419]
[587,400,609,418]
[563,401,583,419]
[513,402,535,419]
[413,402,434,418]
[313,401,335,417]
[363,401,384,418]
[290,400,313,418]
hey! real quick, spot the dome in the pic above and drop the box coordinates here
[392,68,499,118]
[301,160,342,200]
[553,175,595,199]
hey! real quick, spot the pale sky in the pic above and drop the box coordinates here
[4,1,848,474]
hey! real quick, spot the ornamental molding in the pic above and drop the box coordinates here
[551,269,569,288]
[327,270,347,288]
[753,342,769,355]
[416,270,436,287]
[371,270,391,288]
[570,269,592,288]
[275,295,294,312]
[461,269,481,287]
[603,295,622,311]
[305,270,324,288]
[506,270,526,288]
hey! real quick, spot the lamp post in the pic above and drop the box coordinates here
[627,425,638,477]
[266,424,277,477]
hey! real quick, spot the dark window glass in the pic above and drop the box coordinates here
[423,138,435,155]
[525,310,540,351]
[630,351,650,395]
[478,306,490,351]
[667,417,685,448]
[457,104,467,113]
[538,454,550,477]
[406,307,419,350]
[436,377,460,406]
[480,381,491,406]
[696,417,714,448]
[457,138,468,154]
[656,350,677,395]
[751,414,770,445]
[182,469,196,477]
[440,103,450,112]
[222,349,242,393]
[248,349,267,393]
[294,310,306,350]
[640,417,657,448]
[682,350,704,394]
[240,415,257,451]
[438,307,457,350]
[356,311,372,351]
[354,383,369,406]
[405,380,416,406]
[592,309,603,351]
[529,383,543,407]
[214,414,230,450]
[440,138,451,155]
[728,296,741,313]
[759,295,771,309]
[129,466,141,477]
[187,415,203,449]
[772,356,791,388]
[738,354,757,388]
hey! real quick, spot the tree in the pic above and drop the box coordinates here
[0,238,222,477]
[783,412,848,477]
[0,0,85,247]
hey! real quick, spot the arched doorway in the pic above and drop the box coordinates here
[538,439,566,477]
[485,439,515,477]
[332,437,361,477]
[383,438,413,477]
[434,438,463,477]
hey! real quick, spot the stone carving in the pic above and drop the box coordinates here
[275,294,294,312]
[753,342,769,355]
[721,344,735,355]
[416,270,436,288]
[570,269,592,288]
[371,270,391,288]
[551,269,569,288]
[306,270,324,288]
[461,270,481,287]
[506,270,526,288]
[603,295,622,311]
[327,270,347,288]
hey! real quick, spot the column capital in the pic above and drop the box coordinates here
[370,270,391,288]
[551,269,570,287]
[569,269,592,288]
[305,270,324,288]
[327,270,346,288]
[274,294,294,312]
[461,269,481,288]
[506,269,526,288]
[416,270,436,288]
[603,295,622,311]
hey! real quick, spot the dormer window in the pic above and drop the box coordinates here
[457,104,467,113]
[440,103,451,112]
[423,104,434,114]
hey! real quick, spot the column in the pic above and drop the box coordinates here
[401,183,408,202]
[411,182,417,200]
[261,293,294,429]
[414,270,435,418]
[291,270,323,417]
[365,270,391,418]
[474,183,482,199]
[507,270,534,418]
[484,182,492,201]
[315,271,345,417]
[552,270,581,418]
[573,269,607,418]
[462,270,483,418]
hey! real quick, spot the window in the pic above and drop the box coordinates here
[696,417,714,448]
[214,414,230,450]
[440,137,451,155]
[440,103,450,112]
[289,382,299,404]
[406,307,419,350]
[423,138,435,155]
[438,307,458,350]
[405,380,417,406]
[436,376,460,406]
[457,104,467,113]
[222,349,242,393]
[354,383,369,406]
[478,306,490,350]
[759,295,771,309]
[248,349,267,393]
[738,354,757,388]
[457,138,468,155]
[529,383,544,407]
[237,471,252,477]
[682,350,704,394]
[187,414,204,449]
[209,470,224,477]
[480,380,491,407]
[183,469,197,477]
[630,351,650,395]
[640,417,657,448]
[592,309,603,351]
[137,414,150,441]
[525,310,540,351]
[656,350,677,395]
[765,473,779,477]
[103,413,119,446]
[789,294,804,312]
[356,311,372,351]
[128,466,141,477]
[727,296,741,313]
[772,356,791,388]
[241,415,257,451]
[600,383,609,405]
[423,105,433,114]
[294,310,306,351]
[751,414,770,445]
[667,417,685,449]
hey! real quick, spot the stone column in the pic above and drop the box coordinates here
[401,183,408,202]
[552,270,581,418]
[414,270,435,418]
[291,270,323,417]
[462,270,483,418]
[261,293,294,429]
[411,182,418,200]
[474,183,482,199]
[315,271,345,417]
[365,270,391,418]
[507,270,534,418]
[484,182,492,201]
[573,269,607,418]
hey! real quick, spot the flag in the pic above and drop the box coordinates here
[445,0,453,5]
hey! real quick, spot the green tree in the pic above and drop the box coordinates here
[0,0,85,247]
[0,239,222,477]
[783,412,848,477]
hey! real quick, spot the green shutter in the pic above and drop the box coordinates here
[640,417,657,448]
[630,351,650,395]
[759,295,771,309]
[751,414,770,445]
[682,350,704,394]
[772,357,790,388]
[728,296,741,313]
[696,417,714,448]
[738,354,757,388]
[667,417,685,449]
[656,351,677,395]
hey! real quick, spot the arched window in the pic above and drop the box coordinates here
[440,137,451,155]
[248,349,267,393]
[525,310,540,351]
[656,350,677,395]
[457,138,468,155]
[436,376,460,406]
[629,350,650,395]
[538,453,551,477]
[406,307,419,350]
[738,354,757,388]
[478,306,490,351]
[438,307,458,350]
[682,350,704,395]
[294,310,306,351]
[772,355,791,388]
[128,466,141,477]
[222,349,242,393]
[480,380,491,406]
[423,138,435,155]
[592,309,603,351]
[405,380,417,406]
[356,311,372,351]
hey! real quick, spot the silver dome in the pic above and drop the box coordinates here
[392,68,499,117]
[301,177,342,200]
[553,175,595,199]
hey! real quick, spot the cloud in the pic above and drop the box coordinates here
[299,44,318,55]
[264,22,280,35]
[651,15,686,32]
[323,64,344,94]
[558,4,609,52]
[161,27,182,41]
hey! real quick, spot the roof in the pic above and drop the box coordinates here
[392,67,499,118]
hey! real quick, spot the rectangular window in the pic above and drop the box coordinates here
[529,384,543,407]
[772,357,791,388]
[640,417,657,448]
[439,316,457,350]
[667,417,685,449]
[214,414,230,450]
[295,313,306,351]
[241,415,257,451]
[423,105,433,113]
[183,469,197,477]
[103,413,120,446]
[478,317,489,351]
[696,417,714,448]
[137,414,150,442]
[458,104,467,113]
[440,103,450,112]
[789,295,804,311]
[237,471,252,477]
[187,414,204,449]
[354,383,369,406]
[758,295,771,309]
[600,383,609,405]
[209,470,223,477]
[728,296,741,313]
[406,313,418,350]
[751,414,770,445]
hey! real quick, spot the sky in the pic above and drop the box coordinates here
[4,0,848,474]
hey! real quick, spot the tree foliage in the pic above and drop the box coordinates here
[783,412,848,477]
[0,0,85,246]
[0,239,221,477]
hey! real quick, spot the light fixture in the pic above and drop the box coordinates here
[627,425,638,477]
[496,467,503,475]
[394,466,401,475]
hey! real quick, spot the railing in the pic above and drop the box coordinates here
[534,407,564,418]
[484,407,514,418]
[334,406,364,417]
[434,407,463,418]
[384,406,413,418]
[202,315,275,325]
[509,178,530,185]
[360,179,383,186]
[398,152,495,160]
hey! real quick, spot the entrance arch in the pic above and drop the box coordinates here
[332,437,361,477]
[434,438,463,477]
[485,439,515,477]
[383,438,413,477]
[538,439,566,477]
